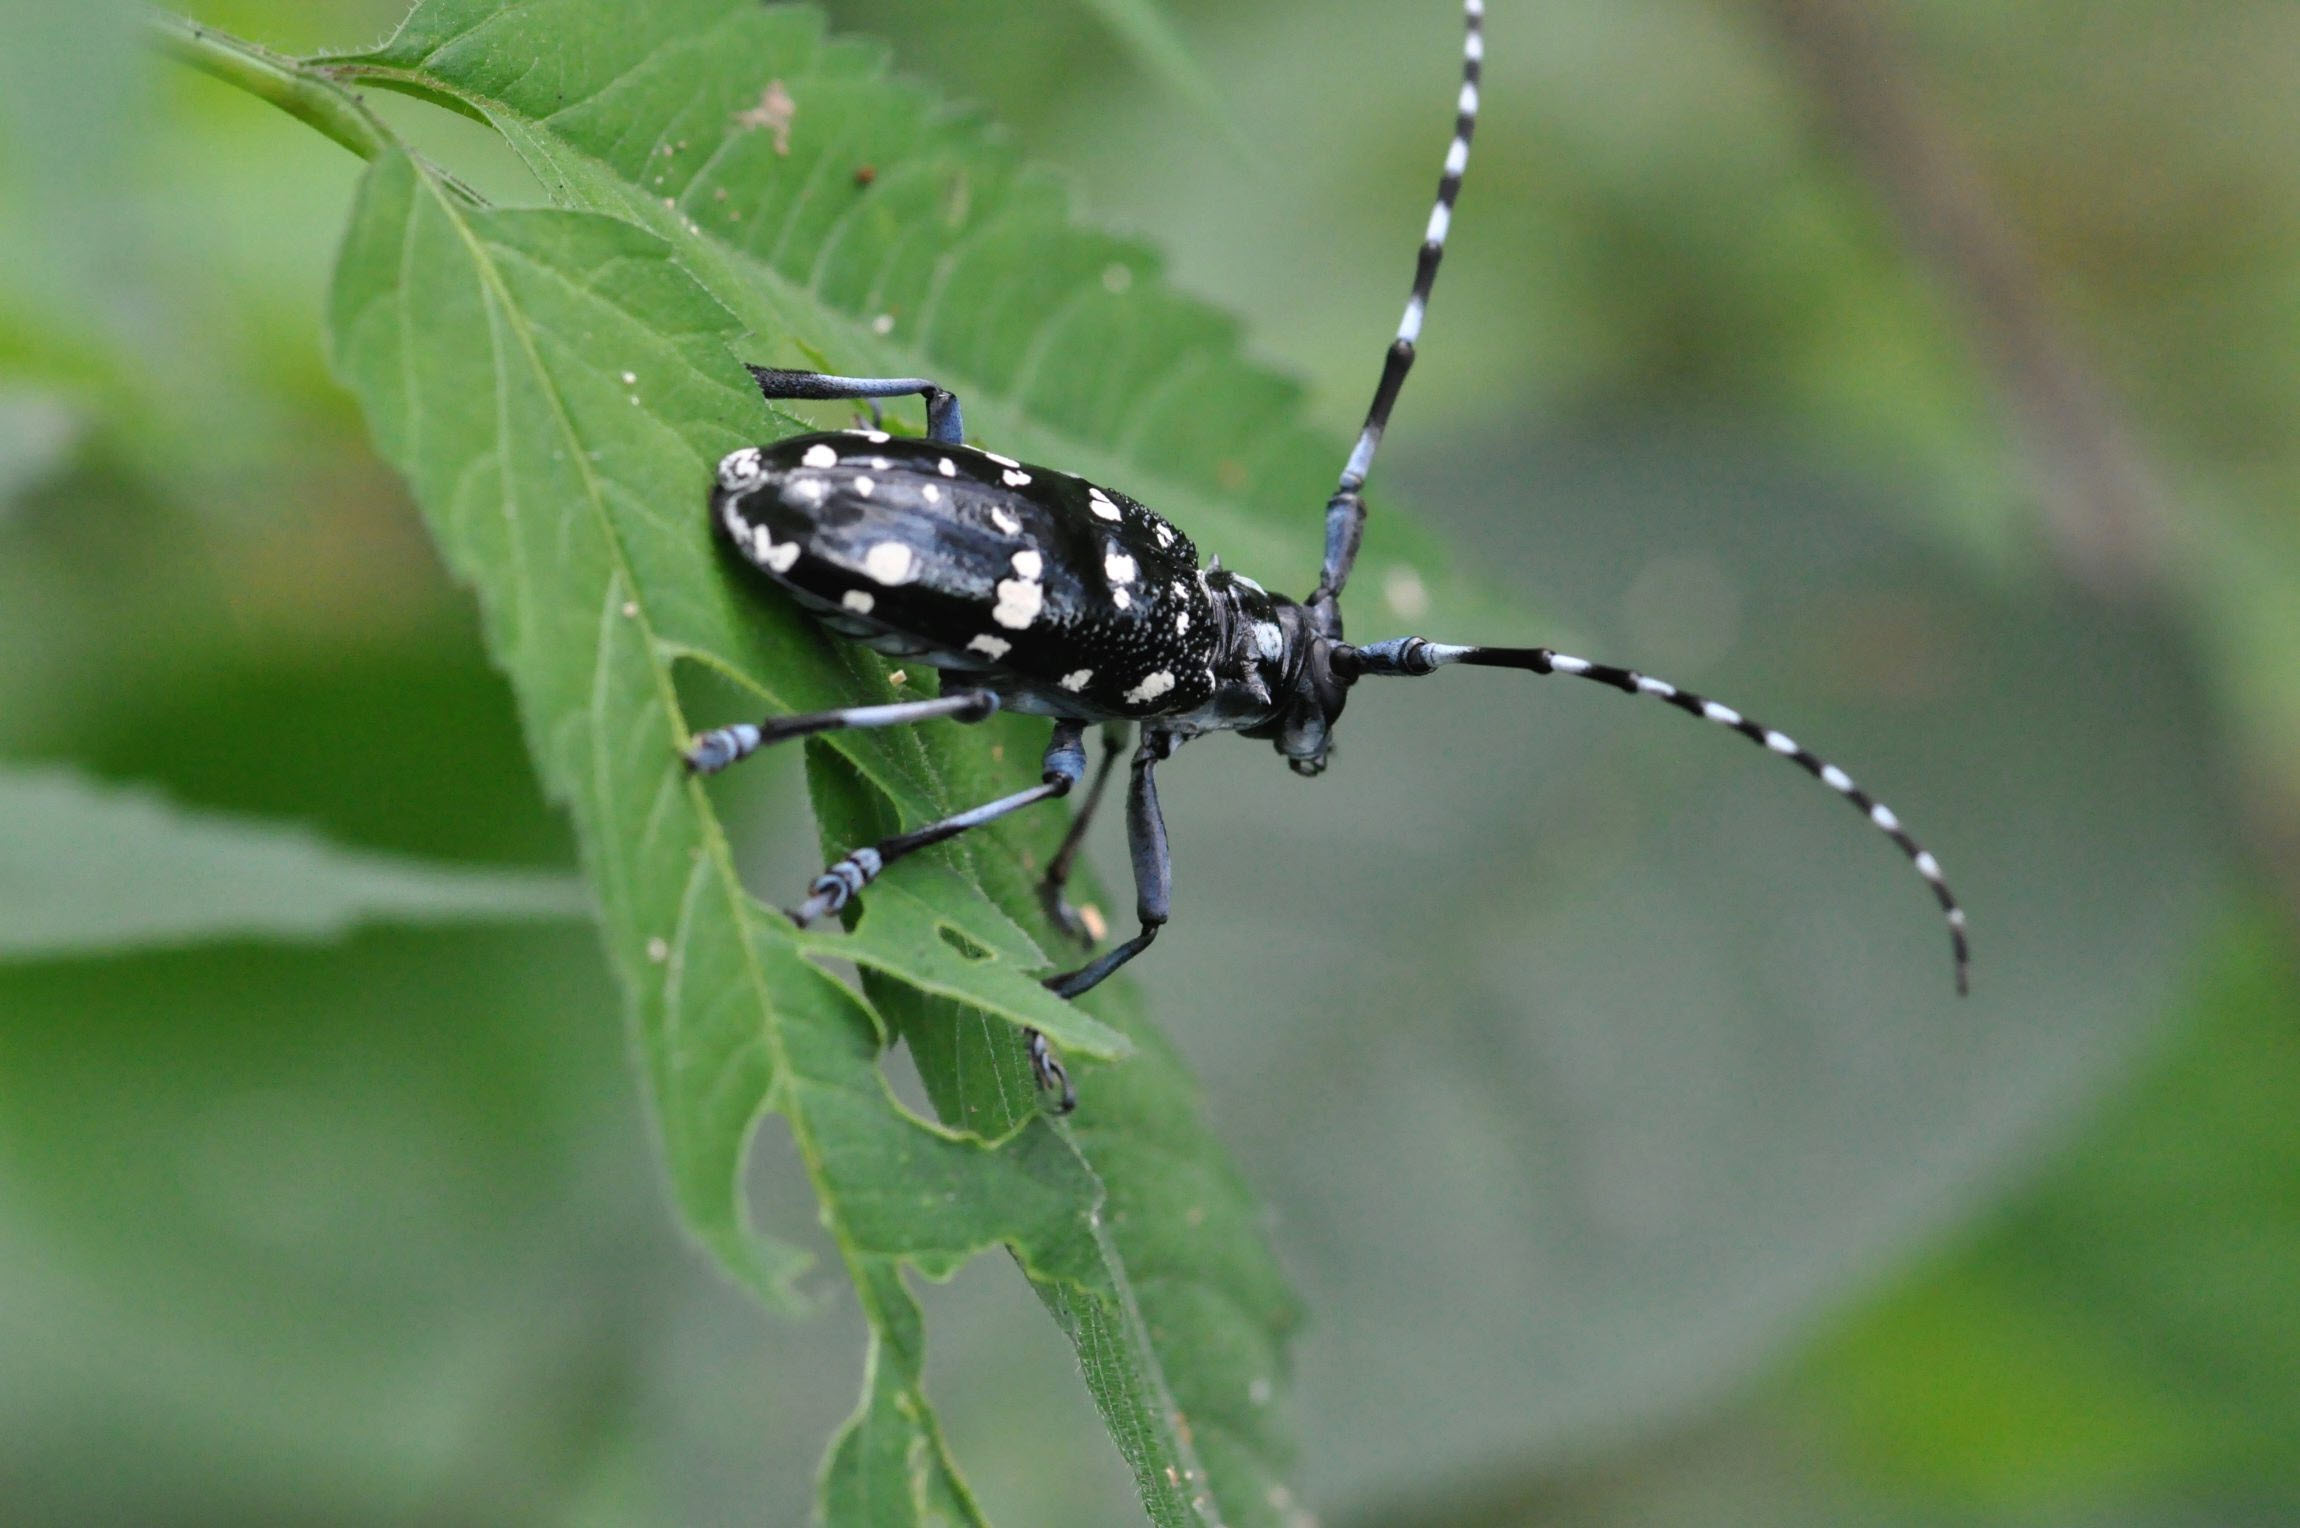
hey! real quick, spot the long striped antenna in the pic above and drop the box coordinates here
[1309,0,1484,628]
[1341,637,1972,994]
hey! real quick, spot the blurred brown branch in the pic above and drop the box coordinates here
[1750,0,2170,596]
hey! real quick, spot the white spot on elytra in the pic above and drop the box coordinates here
[864,541,916,585]
[1175,612,1189,633]
[869,456,891,470]
[1089,489,1121,522]
[1059,668,1093,692]
[858,430,890,444]
[1154,522,1175,547]
[852,476,875,497]
[968,633,1011,659]
[717,447,765,488]
[937,457,957,477]
[785,475,827,505]
[1112,588,1132,610]
[1105,549,1137,584]
[922,483,941,504]
[802,443,838,468]
[1011,549,1043,579]
[1253,622,1283,660]
[992,578,1043,629]
[761,531,799,574]
[1122,670,1175,706]
[1002,468,1032,488]
[983,450,1021,469]
[1171,580,1189,601]
[988,505,1021,535]
[842,589,875,613]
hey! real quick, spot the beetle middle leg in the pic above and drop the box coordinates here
[1037,722,1129,946]
[785,718,1092,1115]
[1042,730,1177,1000]
[790,719,1088,926]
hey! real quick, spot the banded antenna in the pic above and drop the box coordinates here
[1340,637,1973,994]
[1310,0,1484,630]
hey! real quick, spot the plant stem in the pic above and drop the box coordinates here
[144,9,394,164]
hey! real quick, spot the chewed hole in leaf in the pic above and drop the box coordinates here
[937,923,993,962]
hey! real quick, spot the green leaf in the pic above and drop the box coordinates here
[317,8,1358,1522]
[0,390,78,514]
[0,765,585,957]
[1069,0,1248,160]
[323,124,1296,1521]
[324,0,1494,638]
[1804,904,2300,1510]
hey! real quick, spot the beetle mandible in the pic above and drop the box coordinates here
[688,0,1968,1112]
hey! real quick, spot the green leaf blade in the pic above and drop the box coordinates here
[325,2,1341,1515]
[0,765,586,959]
[326,130,1302,1520]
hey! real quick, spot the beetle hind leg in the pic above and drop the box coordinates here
[684,690,999,775]
[745,365,965,445]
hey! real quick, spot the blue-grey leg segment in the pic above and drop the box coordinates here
[686,691,999,774]
[1026,1028,1076,1116]
[745,365,966,444]
[1038,722,1130,945]
[788,720,1086,926]
[1043,731,1175,1001]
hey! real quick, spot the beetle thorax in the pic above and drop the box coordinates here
[1181,569,1349,771]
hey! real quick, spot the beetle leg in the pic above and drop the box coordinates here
[1037,722,1129,946]
[1042,730,1176,1002]
[684,690,999,775]
[745,365,965,444]
[788,721,1087,926]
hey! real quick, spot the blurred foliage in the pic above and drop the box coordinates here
[0,0,2294,1523]
[1803,907,2300,1518]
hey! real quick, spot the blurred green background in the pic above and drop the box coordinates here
[2,0,2295,1522]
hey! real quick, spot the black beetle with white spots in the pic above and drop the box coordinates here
[689,0,1968,1113]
